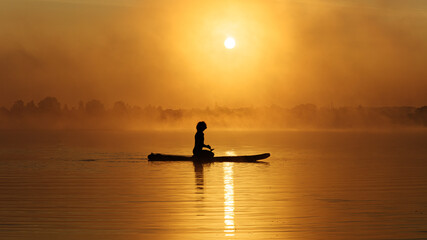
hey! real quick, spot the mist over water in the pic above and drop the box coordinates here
[0,130,426,239]
[1,97,427,130]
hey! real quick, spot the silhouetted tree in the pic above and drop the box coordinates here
[25,101,38,114]
[38,97,61,115]
[113,101,128,115]
[292,104,317,124]
[415,106,427,126]
[160,109,183,121]
[10,100,25,115]
[85,99,105,115]
[78,101,85,112]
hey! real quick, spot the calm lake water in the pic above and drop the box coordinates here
[0,129,426,240]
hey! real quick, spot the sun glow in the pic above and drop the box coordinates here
[224,37,236,49]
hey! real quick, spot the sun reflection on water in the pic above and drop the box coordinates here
[225,151,236,156]
[223,162,235,237]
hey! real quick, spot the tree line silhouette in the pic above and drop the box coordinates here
[0,97,426,129]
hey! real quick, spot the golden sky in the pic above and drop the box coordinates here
[1,0,426,108]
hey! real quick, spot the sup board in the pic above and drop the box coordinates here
[148,153,270,162]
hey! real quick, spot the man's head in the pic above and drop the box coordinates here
[196,121,207,132]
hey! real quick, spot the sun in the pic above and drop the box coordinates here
[224,37,236,49]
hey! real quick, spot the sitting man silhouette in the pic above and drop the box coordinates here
[193,121,214,159]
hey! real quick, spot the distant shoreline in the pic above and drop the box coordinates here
[1,97,426,130]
